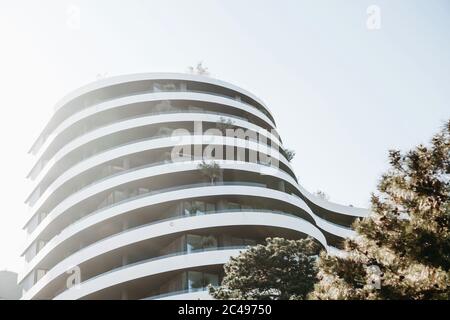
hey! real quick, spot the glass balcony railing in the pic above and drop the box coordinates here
[76,208,299,254]
[41,86,276,149]
[82,88,275,124]
[30,175,353,264]
[40,107,280,161]
[52,246,247,299]
[33,126,287,192]
[34,156,295,218]
[29,206,303,278]
[28,176,351,270]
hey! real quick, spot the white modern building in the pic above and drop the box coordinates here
[20,73,368,300]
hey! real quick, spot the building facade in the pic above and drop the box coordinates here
[0,271,22,300]
[20,73,368,299]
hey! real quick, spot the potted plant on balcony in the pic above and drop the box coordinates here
[197,160,222,185]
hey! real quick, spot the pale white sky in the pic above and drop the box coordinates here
[0,0,449,272]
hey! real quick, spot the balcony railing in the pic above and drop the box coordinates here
[38,107,280,163]
[32,128,287,192]
[51,246,246,299]
[26,208,304,283]
[32,157,295,219]
[39,87,276,149]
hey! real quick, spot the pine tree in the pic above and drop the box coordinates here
[209,237,319,300]
[311,120,450,300]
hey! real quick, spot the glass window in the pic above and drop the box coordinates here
[187,271,204,289]
[186,271,219,290]
[231,237,244,247]
[206,202,216,213]
[137,187,149,195]
[153,83,162,92]
[160,236,184,256]
[183,201,207,216]
[186,234,218,252]
[201,235,218,249]
[220,234,230,247]
[181,272,188,291]
[244,239,257,246]
[186,235,203,253]
[203,273,219,287]
[161,272,185,293]
[183,201,192,216]
[192,201,206,215]
[226,202,241,210]
[162,83,177,91]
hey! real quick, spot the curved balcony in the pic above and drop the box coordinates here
[27,158,295,232]
[26,112,284,206]
[23,135,295,231]
[24,207,331,300]
[26,132,291,213]
[52,247,244,300]
[21,209,328,290]
[28,160,296,235]
[23,160,354,261]
[21,184,354,292]
[30,107,280,179]
[30,79,277,159]
[28,92,281,181]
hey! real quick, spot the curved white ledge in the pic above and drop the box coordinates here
[53,73,270,115]
[297,184,369,218]
[53,248,243,300]
[30,88,275,159]
[24,135,294,228]
[23,159,301,252]
[27,112,282,204]
[22,211,328,300]
[32,108,279,178]
[23,157,354,257]
[28,133,291,209]
[20,183,354,285]
[29,92,277,180]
